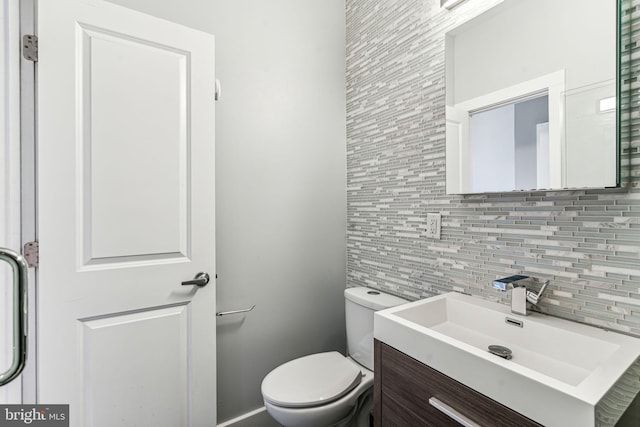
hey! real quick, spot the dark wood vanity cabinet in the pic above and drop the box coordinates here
[373,340,542,427]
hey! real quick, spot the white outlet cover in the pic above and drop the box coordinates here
[426,213,441,239]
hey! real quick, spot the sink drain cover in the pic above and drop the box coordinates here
[488,345,513,360]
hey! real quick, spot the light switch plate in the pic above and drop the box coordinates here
[426,213,441,239]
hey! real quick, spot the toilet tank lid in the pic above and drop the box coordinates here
[344,287,407,311]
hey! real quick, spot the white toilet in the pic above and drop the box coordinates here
[261,287,407,427]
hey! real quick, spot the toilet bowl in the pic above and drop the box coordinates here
[261,287,407,427]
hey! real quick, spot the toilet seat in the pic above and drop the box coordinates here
[261,352,363,408]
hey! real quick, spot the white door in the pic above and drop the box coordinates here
[36,1,216,426]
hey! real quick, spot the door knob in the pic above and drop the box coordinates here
[181,272,210,287]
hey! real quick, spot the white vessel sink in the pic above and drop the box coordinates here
[374,292,640,427]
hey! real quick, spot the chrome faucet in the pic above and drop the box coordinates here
[492,276,548,316]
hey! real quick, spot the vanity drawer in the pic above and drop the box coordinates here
[374,340,541,427]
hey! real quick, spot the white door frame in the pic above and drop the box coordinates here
[0,0,28,404]
[1,0,38,404]
[19,0,37,404]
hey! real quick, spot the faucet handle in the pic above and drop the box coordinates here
[525,280,548,305]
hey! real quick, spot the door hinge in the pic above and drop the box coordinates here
[23,241,39,268]
[22,35,38,62]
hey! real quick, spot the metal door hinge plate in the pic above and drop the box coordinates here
[23,241,39,268]
[23,35,38,62]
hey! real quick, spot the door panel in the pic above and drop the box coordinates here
[37,1,215,425]
[80,305,189,426]
[81,26,190,262]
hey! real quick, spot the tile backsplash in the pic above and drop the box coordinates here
[346,0,640,336]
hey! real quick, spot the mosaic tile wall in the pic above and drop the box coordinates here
[346,0,640,336]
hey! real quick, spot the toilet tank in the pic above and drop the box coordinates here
[344,287,407,371]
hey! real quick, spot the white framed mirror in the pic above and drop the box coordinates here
[445,0,619,194]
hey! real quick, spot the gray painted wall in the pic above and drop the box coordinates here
[346,0,640,336]
[108,0,347,423]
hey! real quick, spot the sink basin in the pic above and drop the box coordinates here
[394,293,618,386]
[374,292,640,427]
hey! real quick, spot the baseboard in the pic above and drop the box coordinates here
[217,406,280,427]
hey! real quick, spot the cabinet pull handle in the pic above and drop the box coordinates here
[429,397,482,427]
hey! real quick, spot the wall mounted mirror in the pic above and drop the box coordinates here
[445,0,619,194]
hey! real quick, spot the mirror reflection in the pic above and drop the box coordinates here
[445,0,618,194]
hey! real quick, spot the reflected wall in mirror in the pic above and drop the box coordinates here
[445,0,619,194]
